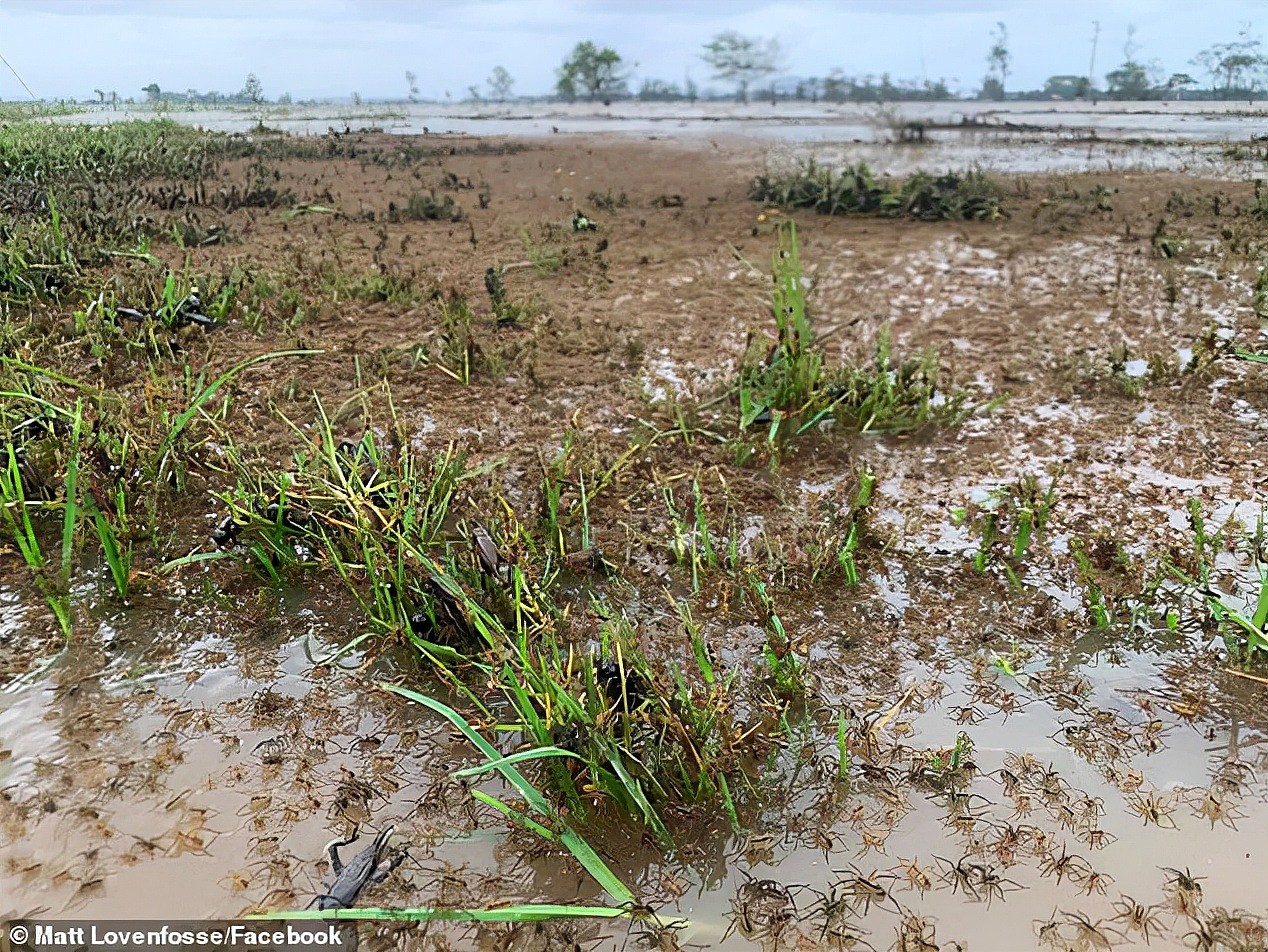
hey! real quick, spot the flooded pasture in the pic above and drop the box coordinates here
[1,109,1267,951]
[64,99,1268,174]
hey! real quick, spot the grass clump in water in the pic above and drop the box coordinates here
[751,160,1004,221]
[736,219,984,445]
[209,401,750,840]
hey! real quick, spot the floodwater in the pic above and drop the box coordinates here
[57,99,1268,175]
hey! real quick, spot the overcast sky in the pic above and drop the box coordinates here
[0,0,1263,101]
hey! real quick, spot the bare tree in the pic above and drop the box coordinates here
[983,21,1010,100]
[405,70,419,102]
[700,32,782,103]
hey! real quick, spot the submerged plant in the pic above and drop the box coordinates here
[751,160,1004,221]
[961,474,1059,587]
[736,220,984,446]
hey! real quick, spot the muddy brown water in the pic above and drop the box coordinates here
[3,120,1268,950]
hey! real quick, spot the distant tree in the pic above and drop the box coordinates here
[1167,72,1198,99]
[467,85,482,102]
[1042,75,1086,99]
[93,88,104,103]
[142,83,161,102]
[241,73,263,104]
[700,31,782,103]
[351,91,361,106]
[555,41,628,103]
[487,66,514,101]
[684,75,698,102]
[405,70,419,102]
[984,21,1011,99]
[277,92,292,105]
[1192,29,1268,98]
[1105,26,1162,99]
[923,78,950,99]
[1105,61,1153,98]
[823,68,847,102]
[637,78,683,101]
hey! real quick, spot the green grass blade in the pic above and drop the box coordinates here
[252,904,634,923]
[452,746,584,780]
[469,790,558,841]
[153,349,322,475]
[378,682,635,906]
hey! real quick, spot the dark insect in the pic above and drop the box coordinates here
[410,570,475,638]
[825,864,903,916]
[311,825,404,910]
[934,855,1022,907]
[595,656,650,710]
[1162,865,1205,917]
[1162,867,1205,895]
[564,547,608,574]
[334,439,378,485]
[934,855,981,900]
[627,904,687,951]
[265,501,311,531]
[170,290,216,329]
[968,864,1022,908]
[252,735,290,765]
[211,513,242,548]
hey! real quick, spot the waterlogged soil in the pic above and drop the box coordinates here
[2,130,1268,952]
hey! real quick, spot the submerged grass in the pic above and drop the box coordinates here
[736,219,985,447]
[751,160,1004,221]
[209,393,776,842]
[0,347,318,634]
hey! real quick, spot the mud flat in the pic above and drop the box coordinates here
[1,119,1266,950]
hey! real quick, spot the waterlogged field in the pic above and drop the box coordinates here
[0,115,1266,952]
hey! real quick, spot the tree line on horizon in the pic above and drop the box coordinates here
[87,23,1268,108]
